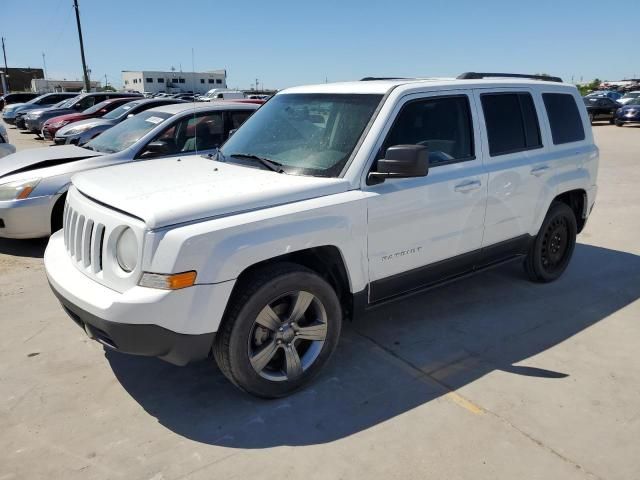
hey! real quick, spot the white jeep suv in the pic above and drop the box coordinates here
[45,73,599,398]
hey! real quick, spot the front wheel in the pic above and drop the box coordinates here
[615,120,624,127]
[213,264,342,398]
[524,202,577,283]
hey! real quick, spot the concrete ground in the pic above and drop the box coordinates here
[0,121,639,480]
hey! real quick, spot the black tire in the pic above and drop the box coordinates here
[588,113,594,124]
[615,120,624,127]
[524,201,577,283]
[213,263,342,398]
[50,193,67,234]
[609,117,615,124]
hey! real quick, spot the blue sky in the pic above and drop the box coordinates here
[3,0,637,90]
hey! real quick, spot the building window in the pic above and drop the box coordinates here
[133,79,137,84]
[208,79,215,84]
[146,78,153,83]
[200,79,205,84]
[157,78,164,83]
[124,80,128,85]
[216,79,222,84]
[178,78,185,84]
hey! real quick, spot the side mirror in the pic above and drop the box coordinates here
[141,140,170,157]
[228,128,238,139]
[368,145,429,184]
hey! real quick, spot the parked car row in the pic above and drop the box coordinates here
[582,94,640,126]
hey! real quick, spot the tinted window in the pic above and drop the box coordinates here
[481,93,541,156]
[230,110,253,129]
[146,78,153,83]
[208,79,215,84]
[383,95,474,164]
[543,93,585,144]
[157,78,164,83]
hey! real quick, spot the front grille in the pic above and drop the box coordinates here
[63,202,106,273]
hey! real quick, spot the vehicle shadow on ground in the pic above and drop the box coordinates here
[106,243,640,448]
[0,238,47,258]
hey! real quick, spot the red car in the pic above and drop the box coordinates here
[41,98,137,140]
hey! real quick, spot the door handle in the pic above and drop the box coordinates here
[530,165,550,177]
[454,180,482,193]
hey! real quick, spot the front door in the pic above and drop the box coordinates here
[365,91,488,302]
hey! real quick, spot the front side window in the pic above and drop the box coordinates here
[149,112,224,154]
[84,110,171,154]
[383,95,474,165]
[543,93,585,144]
[481,92,542,156]
[220,93,382,177]
[75,96,96,110]
[103,101,140,119]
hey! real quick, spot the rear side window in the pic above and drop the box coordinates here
[383,95,474,165]
[481,93,542,156]
[542,93,585,144]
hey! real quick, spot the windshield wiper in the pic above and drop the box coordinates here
[83,145,95,151]
[227,153,286,173]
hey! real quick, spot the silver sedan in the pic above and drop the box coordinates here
[0,102,258,238]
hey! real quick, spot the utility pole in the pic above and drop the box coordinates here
[104,73,108,88]
[1,37,9,92]
[73,0,91,92]
[42,52,48,80]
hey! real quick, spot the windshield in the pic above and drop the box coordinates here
[220,93,382,177]
[84,110,171,154]
[103,101,140,119]
[57,97,79,108]
[82,100,113,115]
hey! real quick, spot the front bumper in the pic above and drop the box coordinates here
[0,194,58,238]
[2,116,16,125]
[24,117,43,133]
[44,231,234,365]
[54,132,82,145]
[15,116,27,129]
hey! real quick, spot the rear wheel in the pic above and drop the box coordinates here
[213,263,342,398]
[524,202,577,283]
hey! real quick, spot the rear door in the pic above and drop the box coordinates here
[365,90,488,302]
[474,88,552,259]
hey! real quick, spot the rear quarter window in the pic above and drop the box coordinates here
[542,93,585,145]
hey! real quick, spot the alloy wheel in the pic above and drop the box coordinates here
[248,291,328,382]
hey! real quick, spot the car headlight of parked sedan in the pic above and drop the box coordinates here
[64,124,95,136]
[0,178,41,201]
[49,120,71,129]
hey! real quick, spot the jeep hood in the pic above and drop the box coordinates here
[72,155,351,228]
[0,145,103,179]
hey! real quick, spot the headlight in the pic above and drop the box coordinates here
[0,178,41,201]
[65,124,94,135]
[115,227,138,272]
[49,120,70,129]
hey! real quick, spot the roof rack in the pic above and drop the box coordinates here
[360,77,411,81]
[457,72,563,83]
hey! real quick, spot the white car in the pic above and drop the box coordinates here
[0,102,257,238]
[617,91,640,105]
[0,123,16,159]
[45,73,598,398]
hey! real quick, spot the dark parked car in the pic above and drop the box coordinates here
[14,98,76,129]
[614,98,640,127]
[583,97,620,124]
[41,97,145,140]
[23,92,142,134]
[54,97,185,145]
[0,92,39,110]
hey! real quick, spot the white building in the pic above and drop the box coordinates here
[121,70,227,94]
[32,78,101,93]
